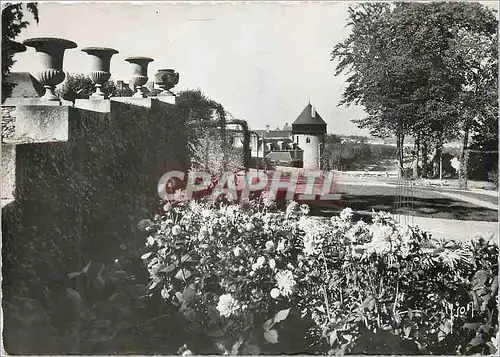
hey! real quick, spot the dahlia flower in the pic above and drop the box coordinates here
[275,270,296,297]
[216,294,241,317]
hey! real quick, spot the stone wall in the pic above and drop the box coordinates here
[2,97,190,297]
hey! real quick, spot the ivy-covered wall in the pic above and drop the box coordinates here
[2,100,190,298]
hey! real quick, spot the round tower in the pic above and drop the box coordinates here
[292,103,327,170]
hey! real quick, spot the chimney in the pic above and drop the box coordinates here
[311,105,316,118]
[284,122,288,129]
[117,80,124,89]
[266,125,270,133]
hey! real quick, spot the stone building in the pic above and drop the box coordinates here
[232,103,327,168]
[291,103,326,169]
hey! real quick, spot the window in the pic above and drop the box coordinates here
[306,137,311,144]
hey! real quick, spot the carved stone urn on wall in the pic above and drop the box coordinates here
[125,56,154,98]
[23,37,77,101]
[81,47,119,99]
[154,69,179,96]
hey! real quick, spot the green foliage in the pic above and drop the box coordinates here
[56,73,119,101]
[2,2,39,100]
[332,2,498,171]
[140,197,498,354]
[175,89,247,175]
[2,100,196,354]
[3,256,186,354]
[323,140,395,171]
[4,185,498,354]
[487,170,498,188]
[193,128,245,174]
[141,199,313,354]
[2,102,191,352]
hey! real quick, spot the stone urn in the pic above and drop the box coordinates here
[125,56,154,98]
[81,47,119,99]
[154,69,179,96]
[23,37,77,101]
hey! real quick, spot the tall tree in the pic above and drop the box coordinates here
[446,28,498,187]
[331,2,497,178]
[2,2,39,100]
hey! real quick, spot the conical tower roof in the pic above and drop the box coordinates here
[292,103,327,134]
[292,103,327,125]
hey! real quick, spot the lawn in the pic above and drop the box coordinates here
[309,183,498,222]
[432,187,498,205]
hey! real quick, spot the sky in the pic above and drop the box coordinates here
[10,1,499,135]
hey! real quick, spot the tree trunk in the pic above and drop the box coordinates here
[413,133,420,178]
[434,138,443,179]
[421,138,429,178]
[462,150,470,190]
[397,131,405,177]
[458,123,470,189]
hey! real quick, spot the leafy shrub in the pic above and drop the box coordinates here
[141,196,498,355]
[56,73,119,101]
[487,169,498,188]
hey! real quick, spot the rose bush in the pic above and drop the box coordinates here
[140,195,498,355]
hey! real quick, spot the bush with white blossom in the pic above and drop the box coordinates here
[140,195,498,355]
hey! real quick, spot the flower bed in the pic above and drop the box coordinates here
[140,196,499,355]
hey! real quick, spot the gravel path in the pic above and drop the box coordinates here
[409,216,498,242]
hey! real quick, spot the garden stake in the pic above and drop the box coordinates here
[393,279,400,317]
[322,285,332,322]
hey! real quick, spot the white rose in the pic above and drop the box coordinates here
[277,240,286,252]
[233,247,242,257]
[270,288,281,299]
[172,225,182,235]
[146,236,155,246]
[340,207,353,221]
[265,240,275,252]
[256,256,265,266]
[198,226,208,241]
[269,258,276,270]
[300,204,310,214]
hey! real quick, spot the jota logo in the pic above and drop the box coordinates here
[157,170,341,204]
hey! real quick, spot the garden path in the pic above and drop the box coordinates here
[409,216,498,242]
[311,214,498,242]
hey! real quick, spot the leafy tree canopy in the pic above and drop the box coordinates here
[56,73,118,102]
[2,2,39,100]
[332,2,497,143]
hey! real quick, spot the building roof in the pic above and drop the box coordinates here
[252,129,292,139]
[265,151,293,162]
[292,103,327,126]
[264,130,291,138]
